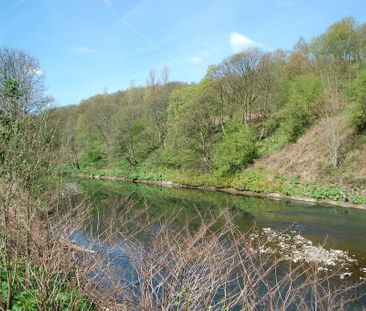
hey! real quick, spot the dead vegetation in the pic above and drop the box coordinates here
[54,194,365,311]
[1,176,365,310]
[254,115,366,191]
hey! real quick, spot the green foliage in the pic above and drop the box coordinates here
[257,126,289,157]
[348,101,366,132]
[313,17,358,64]
[2,79,26,107]
[0,263,95,311]
[213,122,257,175]
[351,194,366,205]
[165,83,220,170]
[0,48,97,311]
[53,17,366,205]
[279,74,323,142]
[78,138,105,167]
[284,179,344,201]
[347,69,366,132]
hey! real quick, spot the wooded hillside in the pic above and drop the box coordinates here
[53,17,366,202]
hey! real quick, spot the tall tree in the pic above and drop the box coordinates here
[217,48,262,124]
[0,47,47,117]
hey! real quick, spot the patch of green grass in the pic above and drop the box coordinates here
[0,264,95,311]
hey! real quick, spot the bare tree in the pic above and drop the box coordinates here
[0,47,47,117]
[320,68,344,168]
[147,87,170,148]
[217,48,262,124]
[160,66,169,85]
[146,68,159,91]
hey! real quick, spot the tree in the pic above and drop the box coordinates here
[160,66,169,85]
[357,23,366,65]
[320,70,344,167]
[279,74,324,142]
[204,65,234,132]
[217,48,262,124]
[147,84,180,149]
[164,83,220,169]
[112,107,141,165]
[180,83,221,170]
[0,48,54,309]
[0,48,52,187]
[0,47,46,117]
[111,84,154,165]
[285,52,314,80]
[257,51,286,119]
[146,68,159,92]
[311,17,359,84]
[85,95,118,146]
[212,121,257,175]
[49,105,81,169]
[348,69,366,132]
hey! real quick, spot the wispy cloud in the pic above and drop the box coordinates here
[73,47,96,54]
[103,0,112,6]
[190,56,204,64]
[230,32,260,52]
[0,0,26,19]
[189,50,209,65]
[120,18,173,61]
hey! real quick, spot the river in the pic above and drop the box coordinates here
[66,178,366,276]
[63,178,366,308]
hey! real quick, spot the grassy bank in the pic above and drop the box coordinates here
[64,160,366,207]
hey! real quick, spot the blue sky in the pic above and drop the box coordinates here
[1,0,366,106]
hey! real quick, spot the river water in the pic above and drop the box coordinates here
[65,178,366,308]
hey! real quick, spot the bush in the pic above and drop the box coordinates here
[348,101,366,132]
[347,69,366,133]
[279,74,323,142]
[212,122,257,175]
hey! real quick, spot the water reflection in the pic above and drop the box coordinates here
[62,178,366,309]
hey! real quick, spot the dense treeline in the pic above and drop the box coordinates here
[53,17,366,189]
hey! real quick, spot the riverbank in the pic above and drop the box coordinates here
[67,171,366,211]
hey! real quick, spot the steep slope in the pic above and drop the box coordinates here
[254,116,366,191]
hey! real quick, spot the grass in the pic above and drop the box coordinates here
[0,264,94,311]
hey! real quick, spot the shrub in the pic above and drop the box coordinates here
[279,74,324,142]
[212,122,257,175]
[348,101,366,132]
[347,69,366,133]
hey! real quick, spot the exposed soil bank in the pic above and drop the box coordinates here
[68,173,366,211]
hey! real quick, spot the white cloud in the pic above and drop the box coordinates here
[190,56,204,64]
[73,47,96,54]
[103,0,112,6]
[189,51,209,64]
[230,32,259,52]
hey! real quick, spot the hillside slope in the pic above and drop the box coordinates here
[254,116,366,191]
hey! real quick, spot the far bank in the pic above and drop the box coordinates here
[65,165,366,211]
